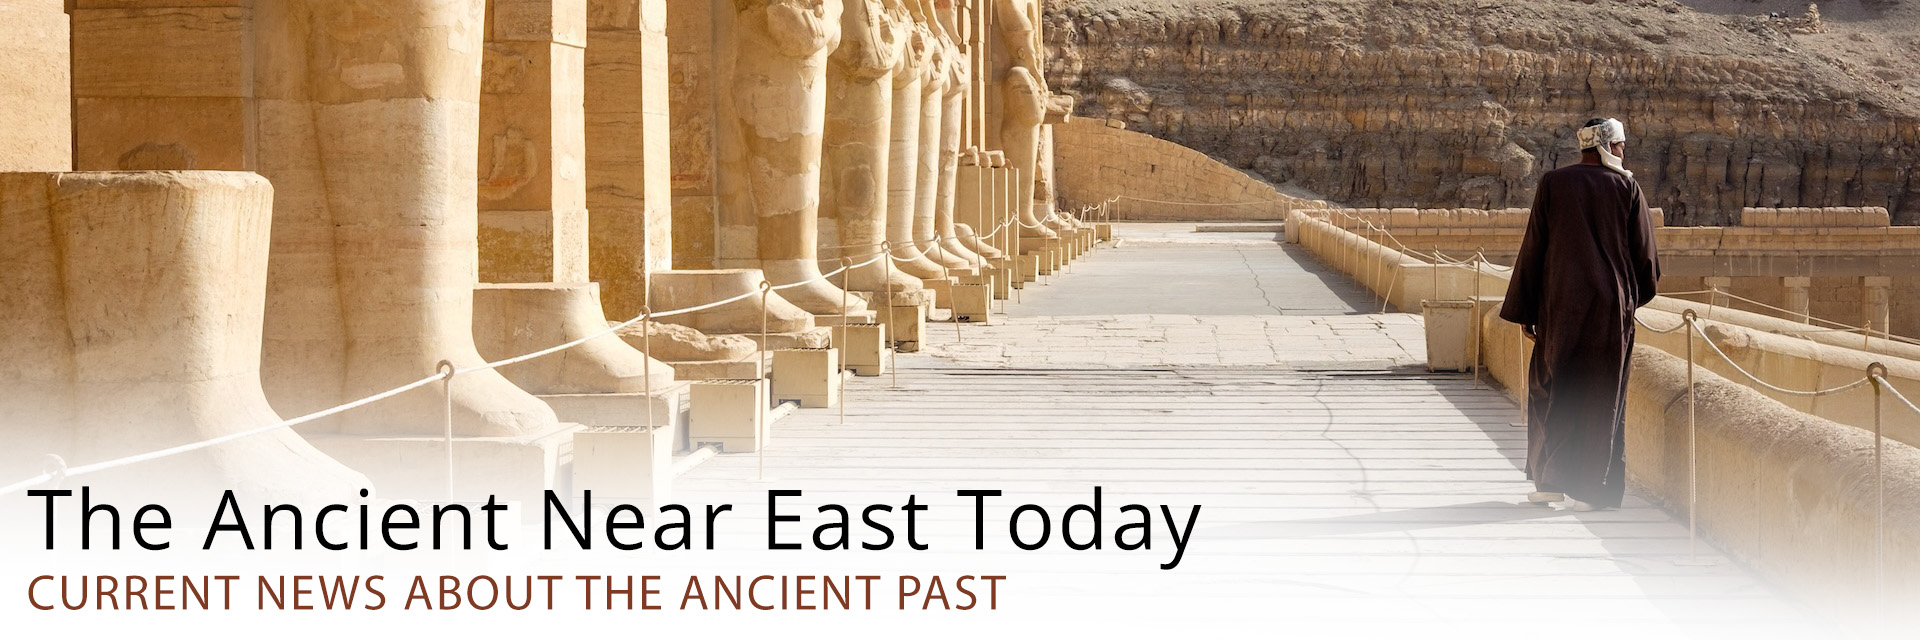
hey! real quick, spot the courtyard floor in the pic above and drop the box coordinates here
[676,223,1827,636]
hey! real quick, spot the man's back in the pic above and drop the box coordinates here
[1499,163,1660,331]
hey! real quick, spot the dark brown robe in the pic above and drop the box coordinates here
[1499,163,1661,508]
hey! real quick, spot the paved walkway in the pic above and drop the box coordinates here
[677,224,1826,636]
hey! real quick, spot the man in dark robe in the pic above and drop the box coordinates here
[1499,118,1661,512]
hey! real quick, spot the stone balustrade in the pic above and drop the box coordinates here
[1289,207,1920,620]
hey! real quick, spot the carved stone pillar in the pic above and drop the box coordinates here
[478,0,590,284]
[821,0,927,301]
[1,0,69,172]
[1782,276,1812,324]
[0,172,368,502]
[1865,276,1894,335]
[585,0,674,320]
[887,10,950,280]
[715,0,870,319]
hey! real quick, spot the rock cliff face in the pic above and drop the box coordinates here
[1044,0,1920,225]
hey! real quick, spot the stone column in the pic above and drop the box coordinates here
[931,4,988,270]
[1865,276,1894,336]
[954,149,1004,262]
[914,11,975,272]
[1004,66,1053,240]
[249,0,560,438]
[478,0,589,285]
[1782,276,1812,324]
[78,1,564,439]
[822,0,928,300]
[585,0,674,320]
[887,10,950,279]
[0,172,369,502]
[653,0,825,369]
[0,0,70,172]
[714,0,870,320]
[473,0,678,398]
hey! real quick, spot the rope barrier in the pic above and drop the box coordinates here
[1878,374,1920,417]
[0,185,1122,496]
[1684,316,1876,397]
[0,246,893,495]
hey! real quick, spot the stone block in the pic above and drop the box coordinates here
[991,267,1014,299]
[771,348,840,408]
[669,359,764,381]
[836,323,888,377]
[922,277,955,310]
[1422,300,1475,373]
[952,284,991,323]
[884,305,927,353]
[1015,254,1041,285]
[688,379,767,453]
[571,425,674,507]
[538,384,686,429]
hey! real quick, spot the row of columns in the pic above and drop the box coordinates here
[0,0,1103,504]
[1705,276,1892,334]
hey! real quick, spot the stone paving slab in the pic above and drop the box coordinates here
[676,224,1828,636]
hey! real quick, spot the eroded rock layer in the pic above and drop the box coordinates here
[1044,0,1920,224]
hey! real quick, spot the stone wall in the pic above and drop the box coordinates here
[1052,117,1325,220]
[1043,0,1920,225]
[1479,316,1920,624]
[1308,207,1920,337]
[1297,212,1920,621]
[1289,208,1920,448]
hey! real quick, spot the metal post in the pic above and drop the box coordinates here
[1471,256,1483,390]
[642,307,655,429]
[1681,310,1702,566]
[1869,362,1888,614]
[883,241,901,390]
[437,360,456,501]
[758,281,772,482]
[840,258,851,426]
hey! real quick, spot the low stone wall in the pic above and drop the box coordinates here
[1289,211,1517,314]
[1294,207,1920,445]
[1478,315,1920,622]
[1300,208,1920,620]
[1740,206,1892,228]
[1053,118,1326,220]
[1298,207,1920,336]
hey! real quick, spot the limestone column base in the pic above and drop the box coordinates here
[990,267,1015,300]
[852,288,937,309]
[814,311,880,326]
[539,382,688,432]
[923,278,957,310]
[672,360,766,381]
[1096,224,1113,241]
[0,171,366,504]
[741,327,838,352]
[955,223,1006,261]
[474,283,678,395]
[651,269,816,335]
[306,422,580,504]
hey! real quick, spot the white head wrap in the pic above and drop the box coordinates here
[1577,118,1632,178]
